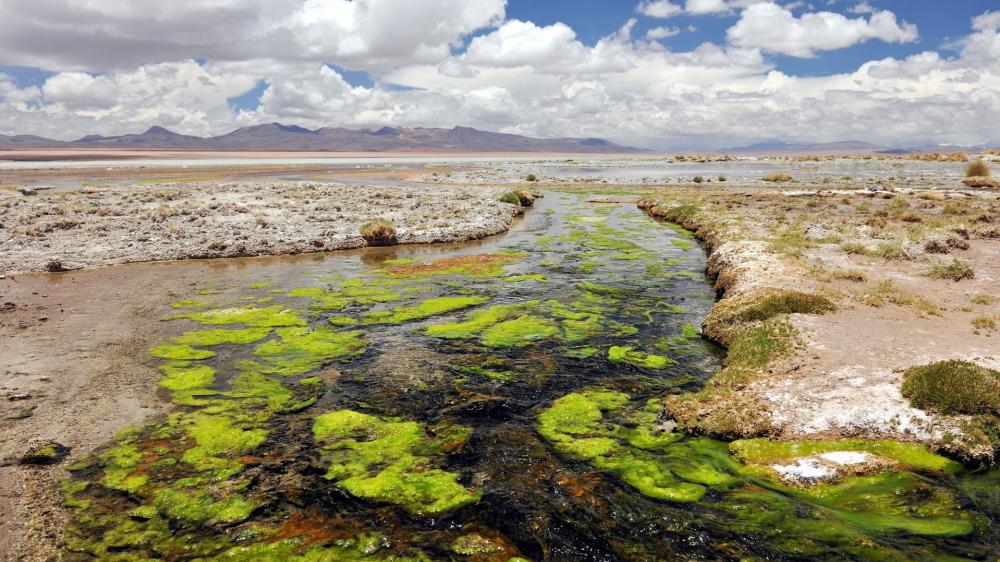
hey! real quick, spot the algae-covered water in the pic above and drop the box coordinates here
[61,193,1000,561]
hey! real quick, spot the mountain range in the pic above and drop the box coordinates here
[0,123,639,153]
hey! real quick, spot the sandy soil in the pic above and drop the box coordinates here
[1,181,518,274]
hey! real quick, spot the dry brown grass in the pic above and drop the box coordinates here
[762,172,793,183]
[966,159,992,178]
[359,218,398,246]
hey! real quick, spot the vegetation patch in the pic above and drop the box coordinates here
[312,410,479,515]
[901,360,1000,416]
[926,258,975,281]
[359,218,397,246]
[361,295,489,325]
[384,253,523,277]
[608,345,673,369]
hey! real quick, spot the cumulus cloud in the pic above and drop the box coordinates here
[646,26,682,40]
[685,0,731,15]
[636,1,682,18]
[0,0,506,71]
[727,2,918,57]
[0,2,999,150]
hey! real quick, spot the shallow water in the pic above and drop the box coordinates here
[59,193,1000,561]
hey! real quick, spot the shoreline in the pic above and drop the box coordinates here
[638,186,999,461]
[0,181,519,275]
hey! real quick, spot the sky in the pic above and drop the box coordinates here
[0,0,998,149]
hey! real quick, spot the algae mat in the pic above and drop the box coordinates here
[59,193,1000,561]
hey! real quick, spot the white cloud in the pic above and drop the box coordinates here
[727,2,918,57]
[849,2,875,14]
[646,26,682,40]
[686,0,730,15]
[463,19,634,74]
[1,2,999,150]
[636,1,682,18]
[0,0,506,72]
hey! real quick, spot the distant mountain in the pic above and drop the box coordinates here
[0,123,640,153]
[720,139,892,154]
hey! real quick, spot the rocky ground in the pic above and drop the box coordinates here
[1,181,518,274]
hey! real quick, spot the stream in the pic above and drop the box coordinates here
[59,192,1000,561]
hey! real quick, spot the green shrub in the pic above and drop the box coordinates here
[524,174,538,182]
[902,361,1000,415]
[927,259,974,281]
[703,288,835,344]
[692,176,704,184]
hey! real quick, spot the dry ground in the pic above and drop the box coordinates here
[1,181,517,274]
[640,185,1000,459]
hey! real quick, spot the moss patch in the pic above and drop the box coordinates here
[537,389,737,502]
[313,410,480,515]
[361,295,489,325]
[167,306,306,328]
[250,326,368,376]
[901,360,1000,415]
[608,346,673,369]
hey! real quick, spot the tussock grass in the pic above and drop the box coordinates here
[855,279,940,317]
[966,159,991,178]
[872,242,910,261]
[762,172,793,183]
[902,360,1000,415]
[926,259,975,281]
[359,219,398,246]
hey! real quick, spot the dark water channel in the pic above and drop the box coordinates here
[61,193,1000,561]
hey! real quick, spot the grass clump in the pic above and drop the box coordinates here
[872,242,910,261]
[359,219,397,246]
[762,172,793,183]
[839,241,870,256]
[702,288,835,344]
[966,159,991,178]
[901,361,1000,416]
[926,259,974,281]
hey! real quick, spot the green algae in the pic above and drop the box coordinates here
[361,295,490,325]
[450,533,503,555]
[159,363,216,400]
[181,413,268,472]
[250,326,367,376]
[502,273,547,283]
[313,410,480,515]
[537,389,729,502]
[248,281,272,289]
[608,346,674,369]
[167,305,307,328]
[425,298,628,349]
[563,346,600,359]
[539,388,977,550]
[731,438,962,475]
[172,327,273,347]
[481,315,560,347]
[205,535,432,562]
[153,487,259,525]
[149,343,216,361]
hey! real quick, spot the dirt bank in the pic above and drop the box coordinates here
[639,186,1000,460]
[1,181,518,274]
